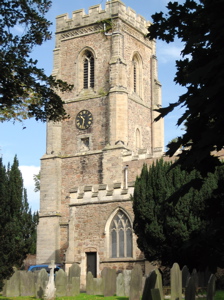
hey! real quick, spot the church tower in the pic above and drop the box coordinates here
[37,0,163,288]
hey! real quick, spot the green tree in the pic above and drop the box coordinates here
[0,156,38,290]
[33,171,40,192]
[149,0,224,174]
[132,159,224,272]
[0,0,73,123]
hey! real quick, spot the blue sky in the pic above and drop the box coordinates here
[0,0,186,211]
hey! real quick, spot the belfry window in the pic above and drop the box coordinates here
[133,62,137,93]
[132,53,142,98]
[110,210,133,258]
[83,51,94,89]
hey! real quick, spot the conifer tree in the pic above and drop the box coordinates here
[0,156,38,290]
[132,159,223,271]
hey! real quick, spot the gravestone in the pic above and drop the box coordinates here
[55,269,67,297]
[191,269,198,289]
[155,269,164,300]
[142,270,157,300]
[129,265,143,300]
[44,260,56,300]
[207,274,216,300]
[36,268,48,299]
[86,271,94,295]
[68,263,81,283]
[20,271,36,296]
[185,276,196,300]
[182,266,190,288]
[123,269,132,296]
[151,288,161,300]
[101,267,116,297]
[117,273,125,296]
[67,263,80,296]
[69,277,80,296]
[171,263,182,300]
[93,278,103,295]
[3,269,20,297]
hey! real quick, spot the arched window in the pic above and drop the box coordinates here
[132,53,142,97]
[133,59,137,93]
[83,51,94,89]
[110,210,133,258]
[136,128,141,149]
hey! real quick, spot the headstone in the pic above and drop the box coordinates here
[67,263,80,296]
[129,265,143,300]
[155,269,164,300]
[68,263,81,283]
[171,263,182,300]
[191,269,198,289]
[207,274,216,300]
[36,268,48,299]
[55,269,67,297]
[142,270,157,300]
[151,288,161,300]
[93,278,103,295]
[3,269,20,297]
[117,273,125,296]
[44,260,56,300]
[185,276,196,300]
[20,271,36,296]
[123,269,132,297]
[86,271,94,295]
[101,267,116,297]
[68,277,80,296]
[182,266,190,288]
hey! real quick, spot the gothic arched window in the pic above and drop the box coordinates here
[83,51,94,89]
[132,53,143,98]
[136,128,141,149]
[110,210,133,258]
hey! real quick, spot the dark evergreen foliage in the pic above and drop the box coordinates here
[0,0,73,122]
[132,159,224,272]
[148,0,224,174]
[0,156,38,290]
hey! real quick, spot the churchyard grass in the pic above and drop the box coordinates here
[0,291,224,299]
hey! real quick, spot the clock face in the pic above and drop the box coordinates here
[76,110,93,130]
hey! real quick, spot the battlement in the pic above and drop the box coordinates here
[56,0,150,34]
[69,182,135,205]
[121,147,164,162]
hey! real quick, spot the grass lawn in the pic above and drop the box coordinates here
[0,291,223,300]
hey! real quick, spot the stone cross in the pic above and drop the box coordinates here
[44,260,56,300]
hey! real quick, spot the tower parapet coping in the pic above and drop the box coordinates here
[56,0,151,34]
[69,182,135,205]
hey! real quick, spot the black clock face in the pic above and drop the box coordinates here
[76,110,93,130]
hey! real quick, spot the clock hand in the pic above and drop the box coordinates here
[80,115,85,126]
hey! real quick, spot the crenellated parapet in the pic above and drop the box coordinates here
[56,0,150,35]
[69,182,135,205]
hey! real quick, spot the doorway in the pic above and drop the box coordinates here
[86,252,97,278]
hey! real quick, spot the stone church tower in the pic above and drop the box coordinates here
[37,0,163,287]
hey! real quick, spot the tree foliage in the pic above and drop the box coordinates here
[0,0,73,122]
[148,0,224,174]
[33,171,40,192]
[0,156,38,290]
[132,159,224,272]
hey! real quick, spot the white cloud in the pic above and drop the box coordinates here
[157,42,183,63]
[19,165,40,212]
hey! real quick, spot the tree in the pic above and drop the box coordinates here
[0,0,73,123]
[33,171,40,192]
[0,156,38,290]
[132,159,224,272]
[149,0,224,174]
